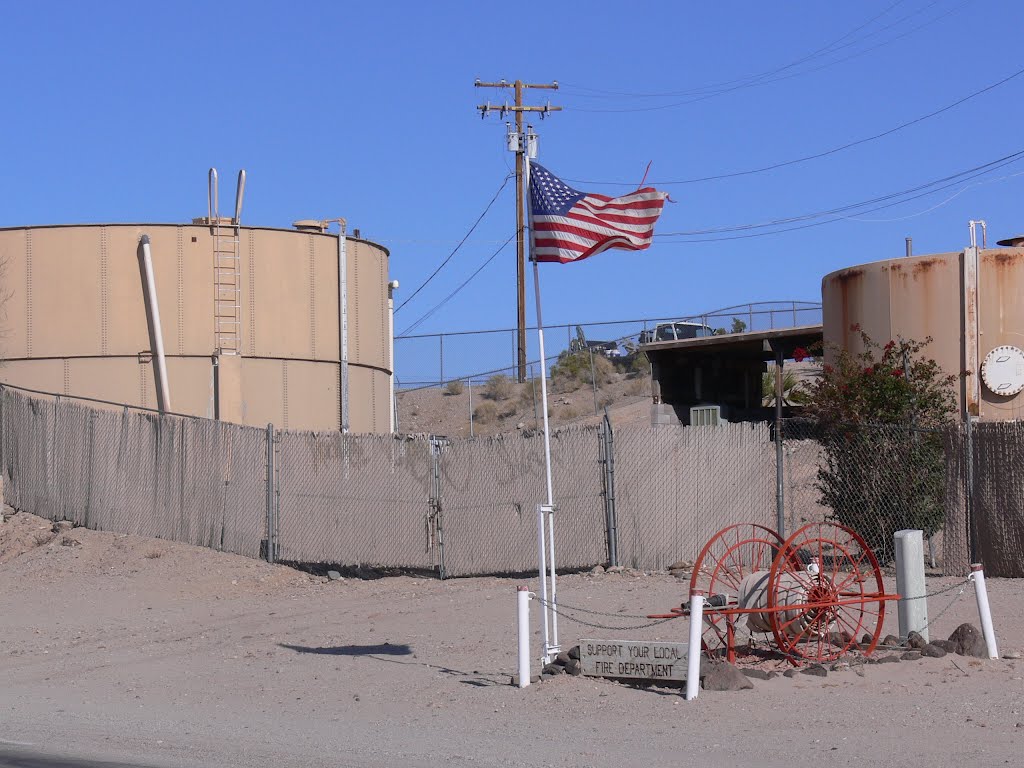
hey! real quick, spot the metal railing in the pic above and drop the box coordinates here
[394,300,821,389]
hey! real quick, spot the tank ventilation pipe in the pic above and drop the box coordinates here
[969,220,987,249]
[233,170,246,225]
[905,237,912,257]
[138,235,172,413]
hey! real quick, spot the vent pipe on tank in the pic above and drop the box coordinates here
[138,235,172,413]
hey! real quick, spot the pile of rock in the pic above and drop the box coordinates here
[540,645,583,679]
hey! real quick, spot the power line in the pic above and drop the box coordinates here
[399,234,516,337]
[564,65,1024,187]
[656,149,1024,237]
[562,0,974,114]
[654,150,1024,243]
[559,0,911,101]
[394,174,512,314]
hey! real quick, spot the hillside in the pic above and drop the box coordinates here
[395,356,823,438]
[396,354,652,437]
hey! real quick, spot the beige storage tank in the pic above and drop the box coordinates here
[822,244,1024,422]
[0,220,393,433]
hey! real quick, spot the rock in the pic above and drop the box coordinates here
[907,631,926,649]
[542,663,564,676]
[742,668,778,680]
[589,565,605,576]
[555,652,571,666]
[921,643,947,658]
[830,661,851,673]
[801,664,828,678]
[326,570,343,581]
[875,655,900,664]
[861,634,874,646]
[882,634,902,648]
[510,674,541,686]
[564,659,583,676]
[930,639,957,653]
[539,672,559,681]
[515,422,525,430]
[52,520,73,533]
[783,669,800,678]
[667,560,693,572]
[568,645,581,660]
[606,566,625,574]
[948,623,988,658]
[59,536,81,548]
[900,651,922,661]
[1003,650,1023,660]
[701,660,753,691]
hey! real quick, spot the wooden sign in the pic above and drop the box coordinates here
[579,639,689,681]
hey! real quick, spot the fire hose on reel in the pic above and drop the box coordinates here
[649,522,900,665]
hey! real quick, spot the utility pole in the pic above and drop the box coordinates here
[475,79,561,383]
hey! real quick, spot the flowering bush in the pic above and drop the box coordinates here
[805,329,956,558]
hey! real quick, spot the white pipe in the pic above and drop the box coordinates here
[685,591,705,700]
[387,280,399,433]
[970,564,999,659]
[547,504,559,656]
[139,235,171,413]
[517,586,532,688]
[537,502,551,665]
[233,169,246,225]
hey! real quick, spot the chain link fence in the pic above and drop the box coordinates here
[613,422,776,571]
[0,384,1019,578]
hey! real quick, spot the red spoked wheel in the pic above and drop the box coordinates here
[767,522,886,663]
[689,523,784,658]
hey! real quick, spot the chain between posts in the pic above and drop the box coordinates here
[536,597,682,631]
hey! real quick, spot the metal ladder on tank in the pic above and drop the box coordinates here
[208,169,247,355]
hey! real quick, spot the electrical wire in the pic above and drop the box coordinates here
[395,174,512,314]
[559,0,911,101]
[398,234,516,336]
[654,151,1024,243]
[563,65,1024,187]
[562,0,974,114]
[656,149,1024,237]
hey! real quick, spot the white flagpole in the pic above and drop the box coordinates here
[525,140,559,662]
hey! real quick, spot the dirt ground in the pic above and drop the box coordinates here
[2,508,1022,768]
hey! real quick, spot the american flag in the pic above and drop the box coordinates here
[529,163,669,264]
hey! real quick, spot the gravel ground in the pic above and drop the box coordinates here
[2,510,1021,768]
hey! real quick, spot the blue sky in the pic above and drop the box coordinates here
[3,1,1023,383]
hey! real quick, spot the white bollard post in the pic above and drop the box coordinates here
[517,586,532,688]
[685,590,705,701]
[894,529,928,643]
[970,564,999,659]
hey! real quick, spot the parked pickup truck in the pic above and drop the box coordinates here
[639,322,716,344]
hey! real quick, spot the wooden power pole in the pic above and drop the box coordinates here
[475,79,561,383]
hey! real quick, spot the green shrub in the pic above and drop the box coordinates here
[445,380,464,396]
[473,400,498,424]
[484,374,514,401]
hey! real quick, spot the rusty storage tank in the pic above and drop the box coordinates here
[0,173,394,433]
[822,240,1024,422]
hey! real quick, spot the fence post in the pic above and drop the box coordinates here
[265,423,276,563]
[773,346,786,538]
[965,415,977,563]
[0,385,5,514]
[429,436,447,579]
[599,411,618,567]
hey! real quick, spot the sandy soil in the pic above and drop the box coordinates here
[2,509,1021,768]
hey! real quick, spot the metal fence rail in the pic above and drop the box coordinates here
[0,384,1016,579]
